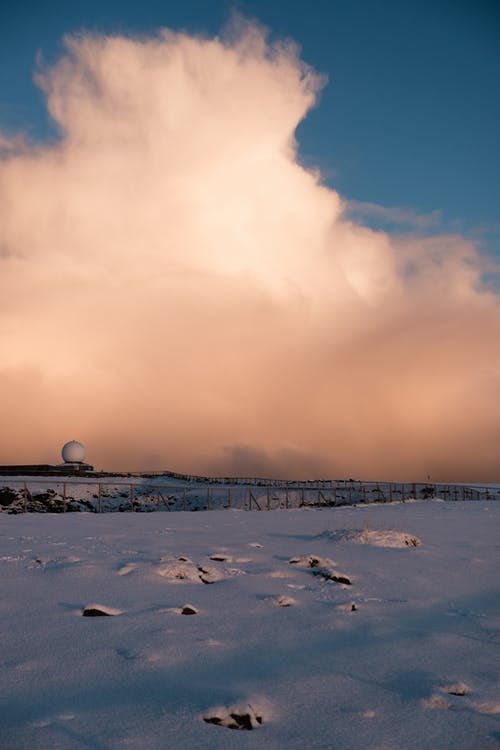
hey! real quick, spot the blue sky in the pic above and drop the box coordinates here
[1,0,499,255]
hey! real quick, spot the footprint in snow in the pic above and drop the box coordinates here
[33,555,80,567]
[117,562,137,575]
[209,553,251,563]
[422,694,453,710]
[269,570,289,579]
[116,648,142,661]
[423,683,472,710]
[471,700,500,715]
[276,595,297,607]
[33,713,77,728]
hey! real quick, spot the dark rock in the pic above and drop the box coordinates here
[181,605,197,615]
[82,607,112,617]
[229,713,254,730]
[404,537,420,547]
[333,574,351,585]
[444,683,469,696]
[312,569,351,585]
[203,707,263,730]
[0,487,19,507]
[197,565,215,584]
[199,575,214,584]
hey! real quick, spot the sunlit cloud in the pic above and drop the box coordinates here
[0,20,498,480]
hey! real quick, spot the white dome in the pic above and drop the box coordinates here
[62,440,86,463]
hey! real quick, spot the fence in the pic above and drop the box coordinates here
[0,478,497,513]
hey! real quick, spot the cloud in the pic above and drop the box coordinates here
[0,21,499,481]
[344,199,442,230]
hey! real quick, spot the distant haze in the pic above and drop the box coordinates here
[1,20,499,480]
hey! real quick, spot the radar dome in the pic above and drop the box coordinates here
[62,440,86,464]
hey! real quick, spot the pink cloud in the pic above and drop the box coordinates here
[0,22,498,480]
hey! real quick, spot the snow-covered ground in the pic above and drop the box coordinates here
[1,500,499,749]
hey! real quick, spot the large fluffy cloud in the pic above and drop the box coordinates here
[1,22,498,480]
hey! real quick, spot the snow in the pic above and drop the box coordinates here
[348,528,422,547]
[1,500,499,749]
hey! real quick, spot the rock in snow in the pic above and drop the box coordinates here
[82,604,122,617]
[181,604,198,615]
[203,704,263,730]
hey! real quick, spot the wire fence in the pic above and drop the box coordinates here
[0,478,498,513]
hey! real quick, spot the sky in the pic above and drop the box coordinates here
[0,1,499,480]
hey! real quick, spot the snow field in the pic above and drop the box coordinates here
[0,500,499,749]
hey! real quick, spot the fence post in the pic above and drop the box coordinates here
[23,481,28,513]
[348,484,352,504]
[158,489,169,511]
[301,487,304,506]
[157,487,161,511]
[389,483,393,502]
[129,484,134,511]
[267,486,270,511]
[183,487,187,512]
[248,487,252,510]
[249,489,261,511]
[207,487,211,511]
[98,483,102,513]
[227,487,231,508]
[63,482,67,512]
[285,485,289,509]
